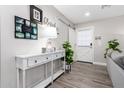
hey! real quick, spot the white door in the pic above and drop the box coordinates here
[76,27,94,63]
[69,27,76,61]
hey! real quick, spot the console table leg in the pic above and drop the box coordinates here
[51,61,53,84]
[16,68,19,88]
[22,70,26,88]
[45,64,47,78]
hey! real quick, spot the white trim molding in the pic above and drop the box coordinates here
[93,62,107,66]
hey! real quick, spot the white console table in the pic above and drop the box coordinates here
[15,50,65,88]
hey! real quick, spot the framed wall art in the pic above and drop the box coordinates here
[30,5,43,23]
[15,16,38,40]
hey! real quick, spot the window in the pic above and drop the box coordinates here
[77,29,92,46]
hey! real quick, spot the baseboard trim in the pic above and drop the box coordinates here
[93,62,107,66]
[77,61,93,64]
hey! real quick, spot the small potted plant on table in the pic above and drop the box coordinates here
[63,41,74,73]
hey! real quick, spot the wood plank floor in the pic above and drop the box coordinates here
[48,62,113,88]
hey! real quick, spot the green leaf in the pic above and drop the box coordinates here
[104,39,122,58]
[63,41,74,64]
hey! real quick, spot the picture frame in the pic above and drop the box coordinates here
[30,5,43,23]
[15,16,38,40]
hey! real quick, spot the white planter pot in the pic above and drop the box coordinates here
[65,64,71,72]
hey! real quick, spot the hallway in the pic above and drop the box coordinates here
[48,62,113,88]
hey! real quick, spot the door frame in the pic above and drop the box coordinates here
[76,26,95,63]
[68,27,76,61]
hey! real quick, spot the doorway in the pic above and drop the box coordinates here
[76,27,94,63]
[69,27,76,61]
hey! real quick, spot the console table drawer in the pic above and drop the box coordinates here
[53,52,65,60]
[27,55,52,66]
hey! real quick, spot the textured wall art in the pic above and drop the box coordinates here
[15,16,38,40]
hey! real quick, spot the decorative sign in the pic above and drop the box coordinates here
[43,17,56,27]
[95,36,102,40]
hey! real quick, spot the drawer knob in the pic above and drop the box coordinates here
[46,57,48,59]
[35,60,37,63]
[56,55,58,57]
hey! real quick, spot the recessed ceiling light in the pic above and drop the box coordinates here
[84,12,90,17]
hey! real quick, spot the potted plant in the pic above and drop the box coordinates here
[104,39,122,58]
[63,41,74,72]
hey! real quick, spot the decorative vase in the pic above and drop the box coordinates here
[108,50,113,58]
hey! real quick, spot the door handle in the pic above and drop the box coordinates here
[90,43,92,46]
[90,43,92,48]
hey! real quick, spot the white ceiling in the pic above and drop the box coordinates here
[54,5,124,24]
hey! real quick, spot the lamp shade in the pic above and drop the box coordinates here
[38,24,57,38]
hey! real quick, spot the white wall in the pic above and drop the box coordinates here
[0,5,73,88]
[76,16,124,64]
[0,15,1,87]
